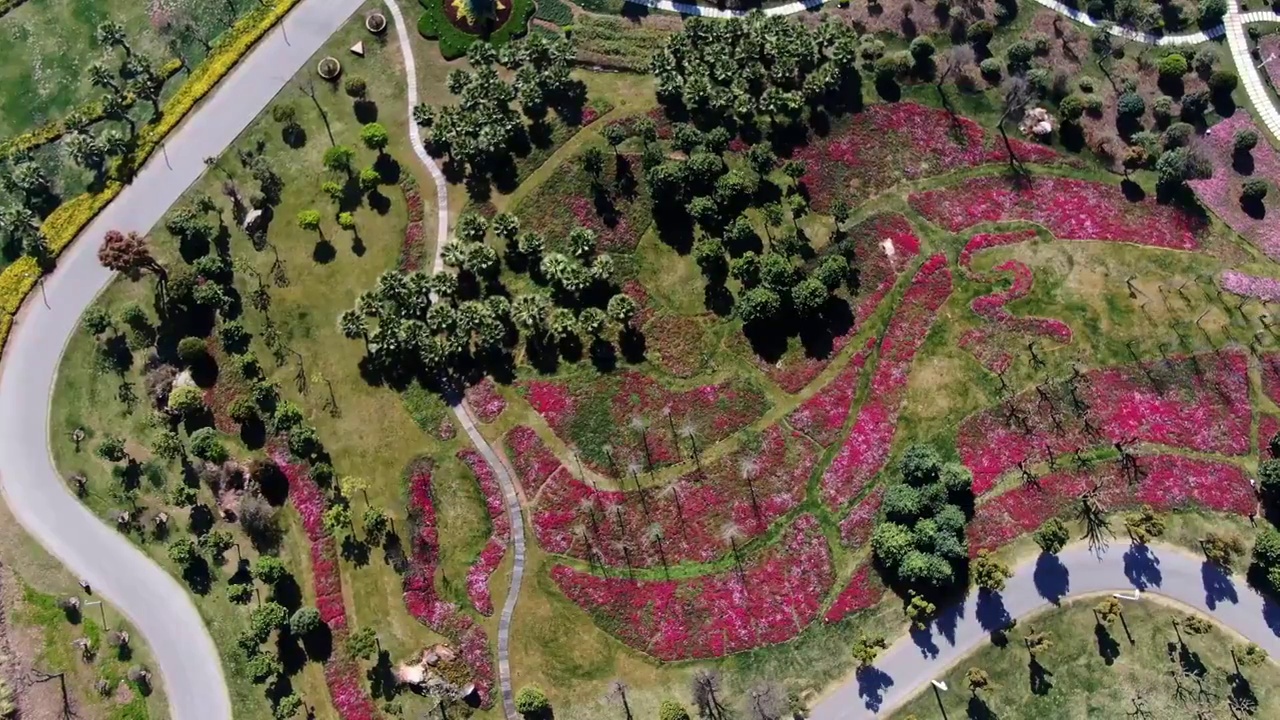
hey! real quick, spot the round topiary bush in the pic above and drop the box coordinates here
[1242,179,1269,203]
[658,700,692,720]
[289,607,324,636]
[167,385,205,415]
[344,76,367,98]
[1157,53,1188,79]
[177,336,207,363]
[189,427,228,463]
[1209,69,1239,93]
[1235,128,1260,153]
[515,685,550,717]
[1117,91,1146,118]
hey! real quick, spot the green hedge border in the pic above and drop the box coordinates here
[417,0,534,60]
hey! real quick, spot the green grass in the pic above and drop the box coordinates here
[571,14,670,72]
[887,596,1280,719]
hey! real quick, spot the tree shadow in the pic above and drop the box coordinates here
[282,125,307,149]
[855,666,894,711]
[1028,658,1054,695]
[1201,560,1238,610]
[1094,622,1121,665]
[967,695,999,719]
[1033,552,1069,604]
[1123,543,1162,589]
[977,589,1012,638]
[301,623,333,662]
[1169,640,1207,678]
[910,624,940,659]
[313,240,337,264]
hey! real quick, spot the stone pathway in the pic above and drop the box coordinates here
[1226,0,1280,142]
[382,1,525,717]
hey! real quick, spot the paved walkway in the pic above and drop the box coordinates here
[0,0,365,718]
[811,541,1280,719]
[1226,0,1280,142]
[382,0,525,716]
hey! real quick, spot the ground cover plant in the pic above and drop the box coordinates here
[1188,114,1280,260]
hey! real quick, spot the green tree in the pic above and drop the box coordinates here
[360,122,390,154]
[965,667,993,696]
[658,699,691,720]
[168,385,206,415]
[1202,531,1246,570]
[737,287,781,324]
[1095,597,1122,625]
[96,435,127,463]
[347,627,379,660]
[253,556,290,586]
[515,685,550,717]
[1034,518,1070,554]
[289,607,324,636]
[167,537,199,569]
[363,507,390,542]
[189,427,228,463]
[249,602,289,642]
[297,210,322,237]
[607,293,640,327]
[791,278,829,316]
[906,594,936,630]
[971,550,1013,592]
[852,633,888,667]
[358,168,380,192]
[1122,505,1165,544]
[322,145,355,174]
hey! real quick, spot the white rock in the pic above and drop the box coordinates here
[351,41,365,57]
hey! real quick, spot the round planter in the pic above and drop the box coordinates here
[317,56,342,81]
[365,11,388,34]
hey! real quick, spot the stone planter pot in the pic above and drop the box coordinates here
[317,56,342,80]
[366,12,387,33]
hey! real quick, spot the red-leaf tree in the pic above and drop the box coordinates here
[98,230,166,281]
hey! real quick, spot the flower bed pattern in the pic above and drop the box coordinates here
[398,176,426,271]
[532,423,819,567]
[823,563,885,624]
[464,378,507,424]
[551,514,833,660]
[753,214,920,393]
[837,485,885,549]
[458,449,511,617]
[520,371,767,479]
[1187,114,1280,260]
[273,454,381,720]
[504,425,563,497]
[402,460,495,707]
[786,337,876,447]
[968,454,1256,554]
[958,350,1252,495]
[957,230,1073,372]
[511,152,653,254]
[795,102,1060,211]
[1220,270,1280,302]
[909,176,1204,249]
[820,254,954,510]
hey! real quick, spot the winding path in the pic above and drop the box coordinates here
[0,0,364,718]
[382,0,526,716]
[811,541,1280,719]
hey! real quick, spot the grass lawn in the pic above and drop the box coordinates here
[887,595,1280,719]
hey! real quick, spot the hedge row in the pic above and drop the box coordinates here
[534,0,573,26]
[417,0,534,59]
[0,0,301,351]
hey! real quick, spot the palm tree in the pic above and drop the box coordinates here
[721,522,745,577]
[88,61,119,92]
[95,20,131,56]
[338,309,368,348]
[511,293,551,336]
[630,415,652,469]
[739,456,762,521]
[647,523,668,576]
[680,422,702,473]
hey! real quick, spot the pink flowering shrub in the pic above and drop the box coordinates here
[752,214,920,393]
[504,426,562,496]
[401,460,496,707]
[532,423,819,567]
[837,485,885,549]
[1262,415,1280,459]
[823,563,885,624]
[458,449,511,616]
[1187,114,1280,260]
[968,454,1256,553]
[820,254,954,510]
[909,176,1204,249]
[273,454,380,720]
[520,371,767,479]
[959,350,1252,494]
[1263,353,1280,407]
[551,514,833,660]
[464,378,507,424]
[1220,270,1280,302]
[795,103,1061,211]
[786,337,876,447]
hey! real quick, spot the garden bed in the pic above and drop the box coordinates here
[503,425,563,497]
[785,337,876,448]
[457,449,510,617]
[510,149,652,254]
[1187,114,1280,260]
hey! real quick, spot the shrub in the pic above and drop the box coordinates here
[1242,180,1269,203]
[1199,0,1227,23]
[337,212,355,230]
[1152,95,1174,123]
[1117,91,1146,118]
[250,601,289,642]
[226,583,253,604]
[1209,69,1239,93]
[96,435,127,462]
[979,58,1002,79]
[289,606,324,636]
[1058,94,1085,122]
[246,652,282,683]
[909,36,935,61]
[167,385,206,415]
[218,321,249,351]
[177,336,207,363]
[515,686,550,716]
[252,556,290,585]
[189,427,229,463]
[1005,40,1033,70]
[1082,94,1104,114]
[1235,128,1259,153]
[659,700,692,720]
[359,167,380,191]
[966,20,995,46]
[1158,53,1188,78]
[228,397,258,423]
[344,76,367,98]
[1162,122,1194,149]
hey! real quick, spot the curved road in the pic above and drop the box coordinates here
[0,0,363,718]
[812,541,1280,719]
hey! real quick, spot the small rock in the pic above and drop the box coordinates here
[351,41,365,57]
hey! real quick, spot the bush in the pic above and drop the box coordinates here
[1209,69,1239,93]
[177,336,208,363]
[359,167,381,191]
[344,76,367,98]
[1005,40,1034,70]
[909,36,935,61]
[659,700,692,720]
[966,20,995,46]
[246,652,282,683]
[1199,0,1227,23]
[252,556,290,585]
[218,321,249,351]
[289,607,324,636]
[515,685,550,716]
[1152,95,1174,123]
[1058,94,1085,122]
[1082,94,1104,114]
[1162,122,1194,149]
[1242,180,1269,203]
[167,385,206,415]
[189,427,229,463]
[96,435,127,462]
[226,583,253,604]
[249,601,289,642]
[979,58,1002,79]
[1235,128,1260,153]
[1117,91,1146,118]
[1158,53,1188,78]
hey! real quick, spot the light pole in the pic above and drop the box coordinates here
[931,679,949,720]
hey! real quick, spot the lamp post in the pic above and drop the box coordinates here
[931,679,949,720]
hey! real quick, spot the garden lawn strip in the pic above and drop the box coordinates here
[457,449,511,617]
[786,336,876,447]
[274,453,381,720]
[795,102,1061,212]
[401,459,496,708]
[532,422,819,567]
[550,513,834,660]
[1188,114,1280,260]
[958,350,1252,495]
[819,254,954,511]
[967,454,1258,554]
[908,175,1206,248]
[519,371,768,480]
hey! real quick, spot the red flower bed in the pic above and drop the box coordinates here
[273,454,380,720]
[551,514,833,660]
[622,279,655,326]
[1262,353,1280,407]
[754,214,920,393]
[401,460,495,707]
[796,102,1061,211]
[909,176,1204,249]
[398,177,426,272]
[520,371,767,479]
[1262,415,1280,459]
[786,337,876,447]
[968,454,1256,554]
[837,485,885,549]
[820,254,954,510]
[644,313,709,379]
[458,449,511,617]
[959,350,1252,495]
[464,378,507,424]
[958,229,1040,270]
[823,563,885,624]
[503,426,562,497]
[532,423,818,567]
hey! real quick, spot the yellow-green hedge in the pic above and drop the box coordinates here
[0,0,301,351]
